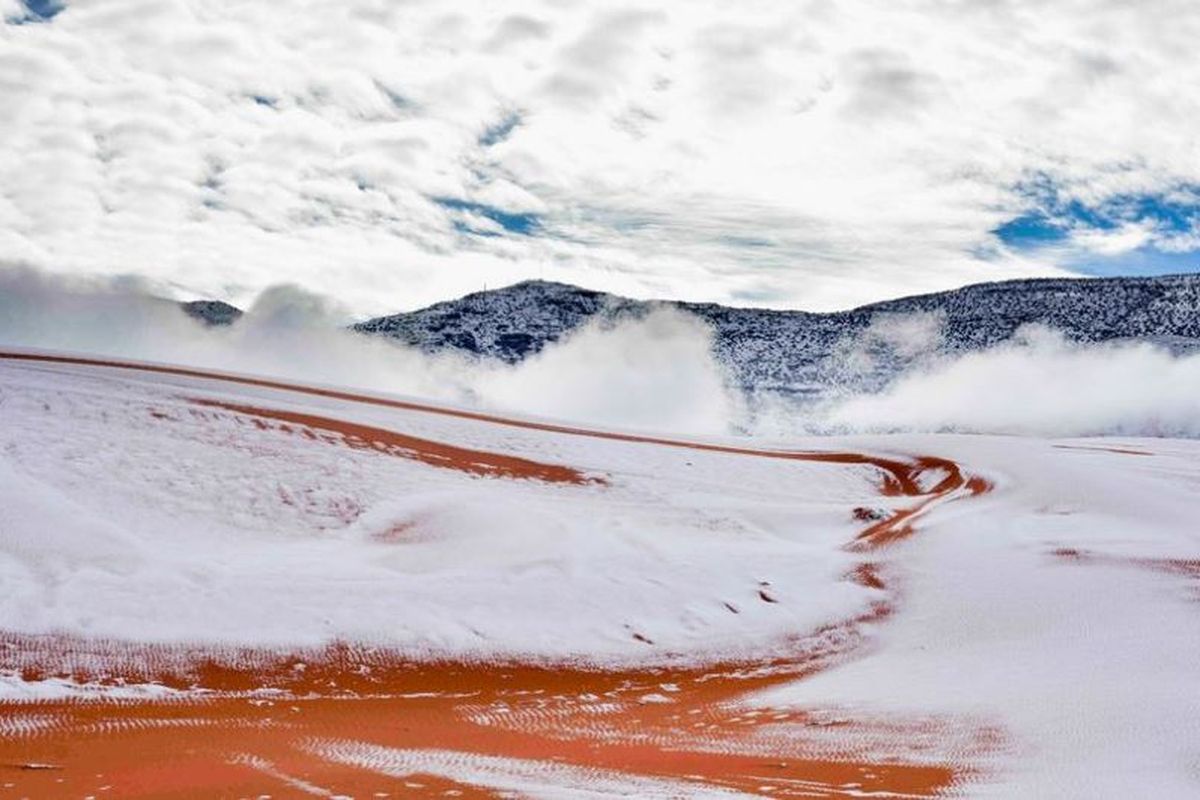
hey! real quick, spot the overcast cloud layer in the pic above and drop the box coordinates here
[3,0,1199,314]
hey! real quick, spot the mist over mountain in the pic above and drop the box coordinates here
[351,273,1200,401]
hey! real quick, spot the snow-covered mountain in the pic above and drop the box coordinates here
[353,274,1200,398]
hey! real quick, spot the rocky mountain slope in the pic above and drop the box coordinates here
[182,299,243,326]
[352,274,1200,399]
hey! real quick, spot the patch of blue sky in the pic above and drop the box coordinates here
[1059,246,1199,278]
[8,0,65,23]
[434,197,542,237]
[994,175,1200,276]
[479,113,521,147]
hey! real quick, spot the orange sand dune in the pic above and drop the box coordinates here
[0,351,995,798]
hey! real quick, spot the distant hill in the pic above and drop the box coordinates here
[181,300,243,326]
[353,274,1200,399]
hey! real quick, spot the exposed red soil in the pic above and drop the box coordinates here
[0,668,967,799]
[187,397,602,486]
[1052,444,1153,456]
[1051,548,1200,582]
[848,562,888,590]
[0,350,998,797]
[850,462,990,552]
[0,611,980,798]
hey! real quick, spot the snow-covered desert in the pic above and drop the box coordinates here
[5,2,1200,794]
[2,343,1197,798]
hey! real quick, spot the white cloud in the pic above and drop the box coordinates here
[1070,222,1154,256]
[2,0,1198,314]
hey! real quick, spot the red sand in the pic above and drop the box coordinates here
[0,351,998,797]
[1052,444,1153,456]
[0,669,972,798]
[1,623,992,798]
[187,397,602,485]
[1051,548,1200,584]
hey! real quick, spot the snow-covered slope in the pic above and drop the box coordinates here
[355,274,1200,398]
[1,349,1199,798]
[0,350,884,661]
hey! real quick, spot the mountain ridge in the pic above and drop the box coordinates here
[182,273,1200,401]
[351,273,1200,399]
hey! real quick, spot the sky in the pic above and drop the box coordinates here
[2,0,1198,316]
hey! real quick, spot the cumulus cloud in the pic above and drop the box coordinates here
[2,0,1198,315]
